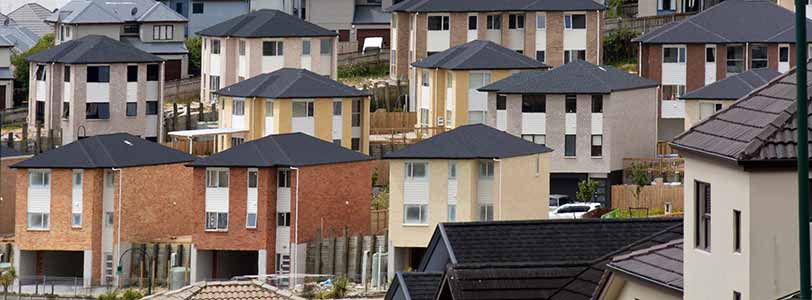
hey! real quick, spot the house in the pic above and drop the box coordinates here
[384,218,682,300]
[0,36,12,110]
[157,0,250,38]
[636,0,724,18]
[7,3,52,37]
[595,238,683,300]
[0,15,40,54]
[634,0,812,139]
[26,35,166,144]
[383,124,553,277]
[669,61,811,299]
[11,133,196,287]
[411,40,548,131]
[351,1,391,52]
[478,60,659,204]
[144,280,284,300]
[249,0,297,14]
[46,0,189,81]
[1,146,31,235]
[187,132,371,282]
[387,0,605,110]
[197,9,338,105]
[680,67,781,130]
[303,0,391,53]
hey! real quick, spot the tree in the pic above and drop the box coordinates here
[630,163,651,208]
[603,28,640,66]
[185,37,202,76]
[576,178,598,203]
[0,267,16,300]
[11,33,54,95]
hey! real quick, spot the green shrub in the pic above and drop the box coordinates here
[11,33,54,95]
[331,276,349,299]
[97,290,119,300]
[121,289,144,300]
[603,28,640,66]
[185,38,202,76]
[338,63,388,79]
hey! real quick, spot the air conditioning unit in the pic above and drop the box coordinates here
[437,116,444,126]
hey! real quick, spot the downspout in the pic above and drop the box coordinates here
[291,166,300,282]
[493,158,502,220]
[112,168,123,288]
[596,10,601,64]
[795,0,810,298]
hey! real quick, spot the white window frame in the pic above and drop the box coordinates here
[292,101,315,117]
[663,46,687,63]
[486,15,501,30]
[427,15,449,31]
[71,170,83,228]
[246,169,258,229]
[152,25,174,40]
[233,98,245,116]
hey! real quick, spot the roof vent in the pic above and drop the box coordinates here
[2,19,8,26]
[131,7,138,16]
[598,66,607,72]
[123,140,133,146]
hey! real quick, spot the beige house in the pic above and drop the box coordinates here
[479,60,659,205]
[384,124,552,276]
[636,0,723,17]
[26,35,165,144]
[197,9,338,105]
[670,63,809,299]
[0,37,12,110]
[596,239,684,300]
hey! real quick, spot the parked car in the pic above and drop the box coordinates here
[548,202,602,219]
[549,194,572,210]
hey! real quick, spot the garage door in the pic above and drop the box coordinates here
[165,59,182,81]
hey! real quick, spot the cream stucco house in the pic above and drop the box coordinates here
[383,124,553,278]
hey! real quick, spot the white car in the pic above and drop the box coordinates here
[548,202,602,219]
[548,194,572,211]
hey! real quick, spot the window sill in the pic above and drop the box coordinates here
[563,156,577,159]
[402,223,429,227]
[71,226,82,229]
[694,248,711,255]
[85,119,110,121]
[591,156,602,159]
[245,227,257,230]
[205,229,229,232]
[27,228,49,231]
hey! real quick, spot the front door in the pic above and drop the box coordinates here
[0,85,6,110]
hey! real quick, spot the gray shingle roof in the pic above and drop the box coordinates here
[12,133,196,169]
[384,124,553,160]
[216,68,368,99]
[670,61,811,165]
[8,3,53,36]
[0,21,40,53]
[46,0,187,24]
[187,132,371,168]
[479,60,658,94]
[605,239,684,293]
[386,272,443,300]
[634,0,812,44]
[197,9,336,38]
[353,4,390,25]
[681,68,782,100]
[27,35,163,64]
[122,37,188,54]
[412,40,548,70]
[0,35,11,47]
[388,0,606,12]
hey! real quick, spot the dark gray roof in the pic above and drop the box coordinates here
[412,40,548,70]
[197,9,336,38]
[12,133,196,169]
[670,61,812,166]
[479,60,658,94]
[389,0,605,12]
[122,37,188,55]
[353,4,390,25]
[187,132,371,168]
[0,145,26,158]
[27,35,163,64]
[681,68,782,100]
[384,124,553,160]
[216,68,368,99]
[605,239,684,293]
[634,0,812,44]
[385,272,443,300]
[47,0,187,24]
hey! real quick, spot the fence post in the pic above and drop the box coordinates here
[21,126,28,153]
[342,227,349,276]
[172,103,179,132]
[47,129,53,150]
[35,123,41,153]
[6,132,12,148]
[314,229,322,275]
[328,228,336,275]
[185,102,192,130]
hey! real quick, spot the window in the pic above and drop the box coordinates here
[64,66,71,82]
[564,134,576,157]
[536,15,546,29]
[591,135,602,157]
[351,138,361,151]
[420,108,429,127]
[28,212,49,229]
[468,111,486,124]
[36,101,44,122]
[206,169,229,188]
[421,70,429,86]
[231,138,244,147]
[333,101,342,116]
[591,95,603,113]
[565,95,577,113]
[320,39,332,55]
[448,204,456,221]
[266,101,274,117]
[751,45,768,69]
[405,162,427,179]
[127,65,138,82]
[146,101,158,115]
[468,15,477,30]
[468,72,491,89]
[404,204,428,224]
[734,291,741,300]
[535,154,541,175]
[147,64,160,81]
[733,209,741,253]
[564,50,586,63]
[706,46,716,63]
[246,213,257,228]
[63,102,70,119]
[233,98,245,116]
[87,66,110,82]
[153,25,174,40]
[123,24,138,35]
[104,211,114,228]
[292,101,314,117]
[486,15,501,30]
[496,95,506,110]
[726,46,744,75]
[126,103,137,116]
[479,204,494,221]
[427,15,449,31]
[780,46,790,63]
[192,2,203,13]
[522,134,545,145]
[239,40,247,56]
[86,103,110,119]
[536,50,545,63]
[263,41,283,56]
[210,39,221,54]
[565,14,586,29]
[352,100,362,127]
[277,212,291,226]
[205,212,228,230]
[696,181,711,251]
[699,103,723,120]
[209,75,220,100]
[508,14,524,29]
[29,170,50,187]
[662,85,685,100]
[663,46,686,63]
[35,64,46,81]
[479,161,494,178]
[302,40,311,56]
[278,169,291,188]
[522,95,545,113]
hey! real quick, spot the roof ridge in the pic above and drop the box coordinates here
[137,2,160,22]
[612,238,683,262]
[275,69,307,97]
[267,135,294,166]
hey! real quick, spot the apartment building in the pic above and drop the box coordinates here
[0,37,11,110]
[187,132,371,282]
[1,146,31,235]
[197,9,338,105]
[680,68,781,130]
[479,60,659,204]
[11,133,196,287]
[26,35,165,144]
[634,0,812,139]
[383,124,553,277]
[411,40,548,131]
[46,0,189,80]
[669,61,809,299]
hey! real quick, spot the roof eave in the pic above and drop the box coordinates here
[605,265,684,294]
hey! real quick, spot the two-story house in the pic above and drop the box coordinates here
[634,0,812,139]
[670,61,810,299]
[478,60,659,204]
[212,68,371,153]
[411,40,548,131]
[26,35,166,144]
[636,0,724,17]
[197,9,338,105]
[46,0,189,81]
[1,146,31,235]
[387,0,605,111]
[11,133,196,287]
[187,132,371,282]
[0,36,12,110]
[383,124,553,278]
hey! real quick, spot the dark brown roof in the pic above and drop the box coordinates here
[143,280,281,300]
[670,62,812,166]
[605,239,684,293]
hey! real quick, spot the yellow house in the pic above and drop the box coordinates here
[383,124,552,277]
[412,40,548,131]
[213,68,371,153]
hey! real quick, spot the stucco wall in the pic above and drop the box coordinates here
[683,99,732,131]
[600,275,683,300]
[187,0,249,38]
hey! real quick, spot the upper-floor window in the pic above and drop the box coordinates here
[64,66,71,82]
[564,134,576,157]
[278,169,291,188]
[508,14,524,29]
[206,169,229,188]
[780,46,790,63]
[751,45,768,69]
[564,14,586,29]
[536,15,546,29]
[479,161,494,179]
[392,14,397,28]
[733,209,741,253]
[706,46,716,63]
[592,95,603,113]
[564,50,586,63]
[565,95,577,113]
[427,15,449,31]
[29,170,50,187]
[239,40,246,56]
[332,101,342,116]
[210,39,221,54]
[695,181,711,251]
[153,25,174,40]
[292,101,314,117]
[486,15,501,30]
[302,40,311,56]
[352,100,362,127]
[233,98,245,116]
[147,64,160,81]
[663,46,686,63]
[86,103,110,119]
[699,103,723,120]
[726,45,744,75]
[123,24,139,35]
[405,162,427,180]
[663,85,685,100]
[87,66,110,83]
[421,70,429,87]
[522,95,546,113]
[127,65,138,82]
[35,64,46,81]
[263,41,283,56]
[468,15,477,30]
[192,2,204,14]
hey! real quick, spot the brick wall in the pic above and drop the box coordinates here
[524,12,536,59]
[586,11,600,64]
[1,156,30,234]
[394,12,410,80]
[768,44,778,70]
[716,44,726,81]
[546,12,564,67]
[415,14,427,61]
[449,13,467,48]
[686,44,705,92]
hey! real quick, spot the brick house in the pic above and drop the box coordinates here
[387,0,605,111]
[633,0,812,139]
[186,132,371,282]
[1,146,31,235]
[11,133,196,287]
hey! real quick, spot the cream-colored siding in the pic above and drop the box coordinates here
[139,23,186,43]
[0,47,11,67]
[599,275,682,300]
[683,99,732,130]
[58,24,121,44]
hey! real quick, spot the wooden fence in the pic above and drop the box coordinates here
[623,157,684,184]
[168,139,216,156]
[370,111,416,133]
[657,141,678,156]
[611,182,684,212]
[605,12,694,34]
[370,209,388,234]
[338,49,390,66]
[164,77,201,101]
[305,228,387,284]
